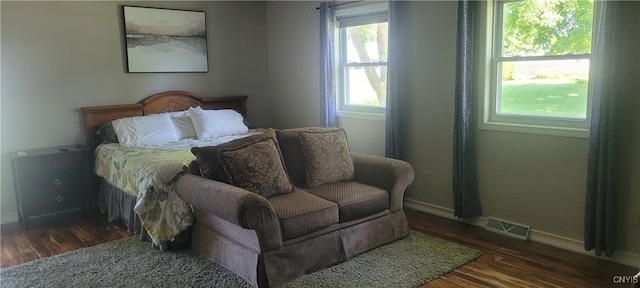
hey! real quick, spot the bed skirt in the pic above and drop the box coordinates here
[98,180,147,238]
[97,179,191,250]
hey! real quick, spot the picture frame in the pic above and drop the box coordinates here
[123,6,208,73]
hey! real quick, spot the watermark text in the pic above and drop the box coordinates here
[612,274,639,284]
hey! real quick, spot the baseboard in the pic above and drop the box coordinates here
[1,212,19,225]
[404,198,640,268]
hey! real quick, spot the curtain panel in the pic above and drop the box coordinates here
[584,0,640,257]
[452,0,482,219]
[384,0,405,160]
[320,2,338,128]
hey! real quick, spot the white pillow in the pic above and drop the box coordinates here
[112,113,179,147]
[167,110,197,139]
[190,107,248,139]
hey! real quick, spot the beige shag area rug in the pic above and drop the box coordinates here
[1,231,481,288]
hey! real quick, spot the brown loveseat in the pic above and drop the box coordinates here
[176,127,414,288]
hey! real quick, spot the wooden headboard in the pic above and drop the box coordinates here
[81,90,248,150]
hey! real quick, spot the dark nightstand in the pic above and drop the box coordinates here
[10,145,92,229]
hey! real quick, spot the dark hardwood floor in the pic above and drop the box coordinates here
[0,208,133,268]
[405,209,638,288]
[1,207,637,287]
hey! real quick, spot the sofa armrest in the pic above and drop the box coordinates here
[351,153,414,212]
[176,174,283,251]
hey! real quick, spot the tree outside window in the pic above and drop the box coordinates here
[344,23,388,108]
[337,6,389,114]
[494,0,594,120]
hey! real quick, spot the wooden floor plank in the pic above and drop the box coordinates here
[11,234,41,265]
[0,236,23,267]
[21,230,52,260]
[429,270,493,288]
[425,277,472,288]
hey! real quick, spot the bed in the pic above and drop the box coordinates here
[81,90,259,250]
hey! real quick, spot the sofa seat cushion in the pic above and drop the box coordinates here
[302,181,388,223]
[267,189,339,240]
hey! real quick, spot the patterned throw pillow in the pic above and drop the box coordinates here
[218,137,293,198]
[276,127,334,186]
[191,128,293,197]
[191,129,276,183]
[299,128,354,187]
[191,129,278,183]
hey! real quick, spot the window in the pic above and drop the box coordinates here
[480,0,596,137]
[336,3,389,115]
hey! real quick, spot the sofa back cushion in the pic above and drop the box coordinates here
[277,127,355,188]
[299,128,354,187]
[276,127,325,186]
[192,129,294,197]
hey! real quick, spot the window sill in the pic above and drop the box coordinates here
[478,121,589,138]
[337,110,385,121]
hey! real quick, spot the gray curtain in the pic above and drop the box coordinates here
[452,0,481,218]
[584,1,639,257]
[385,0,404,159]
[320,2,337,128]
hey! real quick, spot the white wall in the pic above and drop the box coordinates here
[339,117,385,156]
[265,1,639,266]
[0,1,271,223]
[266,1,322,129]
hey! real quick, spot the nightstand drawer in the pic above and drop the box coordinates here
[16,154,86,179]
[25,185,87,215]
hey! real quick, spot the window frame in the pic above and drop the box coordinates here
[477,0,599,138]
[335,2,389,117]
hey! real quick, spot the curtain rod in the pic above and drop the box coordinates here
[314,1,363,11]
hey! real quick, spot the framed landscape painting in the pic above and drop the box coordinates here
[123,6,208,73]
